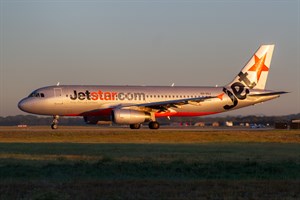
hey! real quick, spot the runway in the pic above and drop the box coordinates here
[0,126,298,143]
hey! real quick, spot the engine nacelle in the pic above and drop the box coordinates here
[112,109,151,124]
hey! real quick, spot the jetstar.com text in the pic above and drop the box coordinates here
[69,90,146,101]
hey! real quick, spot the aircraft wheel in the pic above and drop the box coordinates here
[130,124,141,129]
[51,123,58,129]
[51,115,59,129]
[149,121,160,129]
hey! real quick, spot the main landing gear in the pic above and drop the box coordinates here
[149,121,160,129]
[129,121,160,130]
[130,124,141,129]
[51,115,59,129]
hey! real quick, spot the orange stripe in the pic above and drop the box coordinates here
[155,112,219,117]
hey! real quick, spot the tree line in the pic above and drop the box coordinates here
[0,114,299,126]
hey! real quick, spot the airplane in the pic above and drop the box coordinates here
[18,44,287,129]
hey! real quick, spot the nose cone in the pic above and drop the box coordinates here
[18,98,32,113]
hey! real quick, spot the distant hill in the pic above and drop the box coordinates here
[0,115,85,126]
[0,114,299,126]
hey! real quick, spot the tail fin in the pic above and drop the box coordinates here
[227,45,274,90]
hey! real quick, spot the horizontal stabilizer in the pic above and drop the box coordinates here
[248,91,288,97]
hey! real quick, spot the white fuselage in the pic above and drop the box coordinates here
[18,85,279,117]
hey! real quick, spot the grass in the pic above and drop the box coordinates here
[0,143,299,180]
[1,180,299,200]
[0,126,299,143]
[0,127,299,199]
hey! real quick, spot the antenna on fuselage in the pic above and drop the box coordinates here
[171,83,175,87]
[57,82,60,86]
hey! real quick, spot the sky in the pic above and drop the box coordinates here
[0,0,299,117]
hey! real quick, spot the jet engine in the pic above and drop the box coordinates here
[112,109,151,124]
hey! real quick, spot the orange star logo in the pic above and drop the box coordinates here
[217,93,224,100]
[248,53,269,82]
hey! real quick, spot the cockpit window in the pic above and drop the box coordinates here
[28,92,35,97]
[28,91,45,98]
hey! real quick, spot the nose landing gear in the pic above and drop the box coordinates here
[51,115,59,129]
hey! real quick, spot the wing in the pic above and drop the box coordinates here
[123,96,217,112]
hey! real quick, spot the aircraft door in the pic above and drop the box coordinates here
[54,88,63,104]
